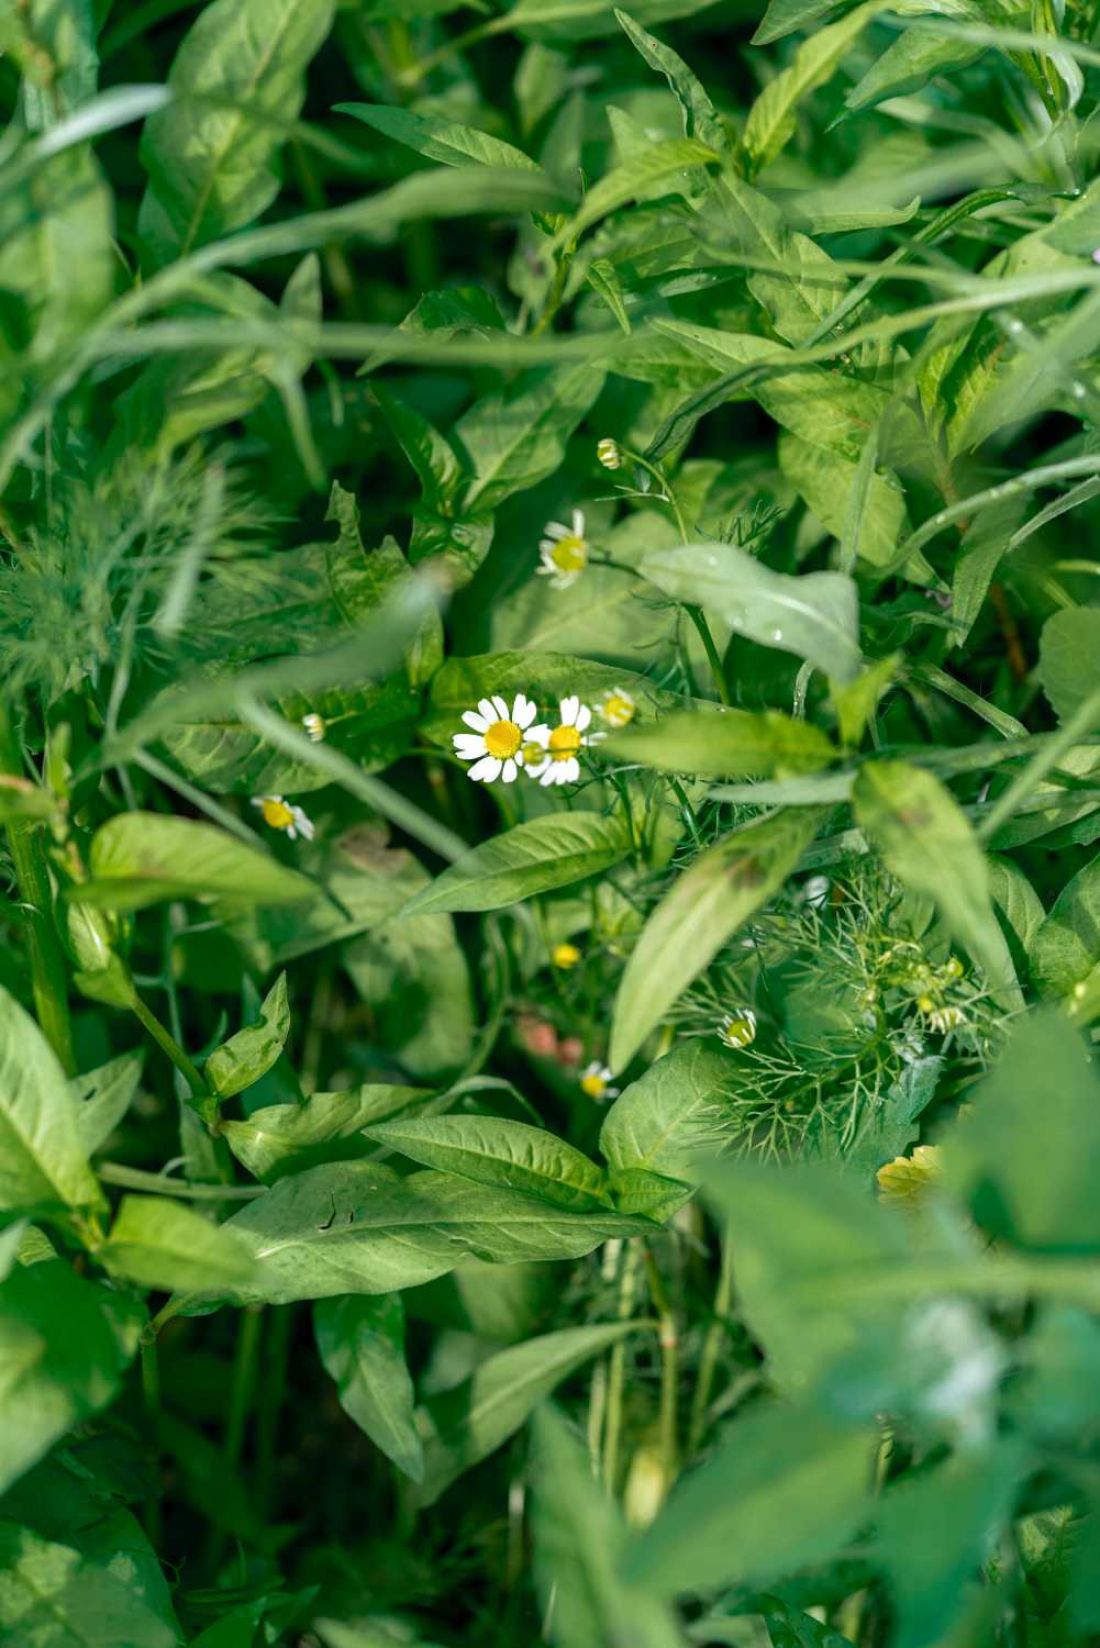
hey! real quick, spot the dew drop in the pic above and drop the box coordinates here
[771,628,783,642]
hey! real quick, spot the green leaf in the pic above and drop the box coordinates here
[71,1053,143,1157]
[315,1293,423,1481]
[852,762,1023,1010]
[211,1162,646,1305]
[74,813,315,911]
[0,1260,142,1497]
[401,813,632,915]
[742,4,873,176]
[607,707,836,779]
[546,137,718,255]
[453,362,605,513]
[531,1405,687,1648]
[366,1116,609,1211]
[0,149,114,357]
[205,973,291,1099]
[625,1403,874,1596]
[99,1195,258,1293]
[416,1323,639,1505]
[600,1040,740,1182]
[639,540,862,683]
[610,809,823,1071]
[222,1083,432,1181]
[0,986,100,1217]
[1031,852,1100,998]
[138,0,335,264]
[0,1519,178,1648]
[846,27,983,114]
[614,11,728,151]
[752,0,851,44]
[339,103,543,174]
[778,432,910,574]
[1039,608,1100,722]
[943,1011,1100,1253]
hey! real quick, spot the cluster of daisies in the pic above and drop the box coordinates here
[453,687,635,787]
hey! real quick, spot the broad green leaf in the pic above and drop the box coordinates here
[454,362,605,513]
[943,1012,1100,1252]
[503,0,724,41]
[0,149,114,357]
[339,104,543,174]
[615,10,728,151]
[416,1323,639,1505]
[742,4,873,175]
[99,1195,258,1293]
[205,973,291,1099]
[607,707,835,779]
[700,174,846,344]
[0,987,100,1216]
[211,1162,646,1305]
[640,540,862,683]
[222,1083,432,1181]
[74,813,315,911]
[1039,607,1100,722]
[600,1040,740,1181]
[531,1405,688,1648]
[315,1294,423,1481]
[0,1260,143,1496]
[753,0,851,43]
[138,0,335,264]
[610,809,823,1070]
[1,0,98,123]
[1031,853,1100,998]
[71,1053,143,1157]
[0,1519,178,1648]
[626,1403,874,1595]
[400,813,632,915]
[366,1116,609,1211]
[846,28,983,113]
[778,432,910,574]
[852,762,1023,1010]
[548,137,718,254]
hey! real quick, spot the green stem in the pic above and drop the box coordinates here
[97,1162,263,1200]
[602,1241,642,1494]
[257,1305,294,1506]
[128,987,209,1108]
[687,1220,735,1456]
[225,1306,263,1469]
[139,1334,163,1548]
[686,605,732,705]
[978,680,1100,842]
[643,1250,679,1495]
[7,823,75,1074]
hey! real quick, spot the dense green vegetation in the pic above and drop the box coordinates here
[5,0,1100,1643]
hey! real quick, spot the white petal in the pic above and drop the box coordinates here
[544,520,568,540]
[572,508,585,536]
[512,694,532,726]
[477,698,496,724]
[501,760,518,783]
[538,766,559,786]
[536,559,554,576]
[525,758,549,777]
[575,704,592,732]
[453,733,486,758]
[491,695,509,720]
[552,571,578,590]
[560,695,579,724]
[527,723,550,744]
[462,709,489,732]
[558,758,580,784]
[468,755,503,783]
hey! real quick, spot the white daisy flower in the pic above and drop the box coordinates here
[580,1061,619,1102]
[717,1008,757,1050]
[524,696,593,787]
[452,693,538,785]
[597,687,636,729]
[302,712,326,743]
[537,509,589,589]
[251,795,315,842]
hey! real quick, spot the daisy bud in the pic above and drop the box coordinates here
[597,438,622,471]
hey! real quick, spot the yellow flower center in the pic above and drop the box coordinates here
[550,535,587,574]
[484,719,522,760]
[548,725,581,761]
[580,1072,607,1100]
[261,798,296,831]
[552,942,581,970]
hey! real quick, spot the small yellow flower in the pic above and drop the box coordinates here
[251,795,314,842]
[552,942,582,970]
[598,687,636,729]
[944,955,964,980]
[302,712,326,743]
[597,438,623,471]
[452,693,538,785]
[538,509,589,589]
[877,1144,943,1207]
[916,993,936,1015]
[717,1008,757,1050]
[580,1061,619,1102]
